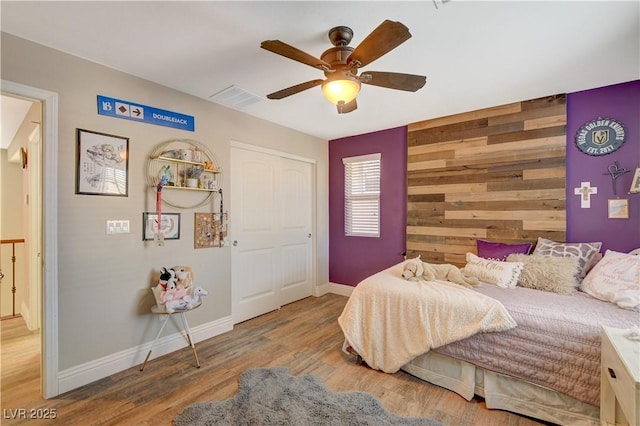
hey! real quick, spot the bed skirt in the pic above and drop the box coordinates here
[401,351,599,426]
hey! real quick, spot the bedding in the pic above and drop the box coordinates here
[337,260,516,373]
[339,255,640,424]
[433,283,639,407]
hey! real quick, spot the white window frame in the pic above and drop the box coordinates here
[343,153,381,237]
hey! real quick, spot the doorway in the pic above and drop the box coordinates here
[230,143,315,324]
[1,80,59,399]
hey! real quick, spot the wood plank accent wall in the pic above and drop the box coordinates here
[406,95,567,267]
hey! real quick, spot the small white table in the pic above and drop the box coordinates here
[600,326,640,426]
[139,302,202,371]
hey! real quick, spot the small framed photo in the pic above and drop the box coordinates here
[629,167,640,194]
[76,128,129,196]
[608,199,629,219]
[143,212,181,240]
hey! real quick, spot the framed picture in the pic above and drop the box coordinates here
[143,212,181,240]
[76,128,129,196]
[630,167,640,194]
[608,199,629,219]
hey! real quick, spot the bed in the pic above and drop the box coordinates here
[338,247,640,426]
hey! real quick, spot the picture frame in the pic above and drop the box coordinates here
[629,167,640,194]
[608,199,629,219]
[76,128,129,196]
[143,212,181,240]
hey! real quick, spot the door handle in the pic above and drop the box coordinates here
[308,233,312,238]
[233,240,238,246]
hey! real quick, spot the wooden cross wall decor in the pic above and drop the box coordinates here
[574,181,598,208]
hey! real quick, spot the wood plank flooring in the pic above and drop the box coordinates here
[1,294,549,425]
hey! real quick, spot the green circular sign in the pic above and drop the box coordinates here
[575,118,626,156]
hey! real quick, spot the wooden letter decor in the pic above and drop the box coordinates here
[406,95,567,267]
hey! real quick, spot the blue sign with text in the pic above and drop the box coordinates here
[97,95,195,131]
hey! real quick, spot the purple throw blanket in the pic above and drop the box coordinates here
[434,284,640,406]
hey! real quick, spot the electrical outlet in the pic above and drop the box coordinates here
[106,220,130,235]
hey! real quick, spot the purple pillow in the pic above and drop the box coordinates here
[477,239,532,261]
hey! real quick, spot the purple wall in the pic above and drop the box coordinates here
[329,126,407,286]
[566,80,640,253]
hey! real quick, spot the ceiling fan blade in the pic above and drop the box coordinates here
[261,40,331,71]
[360,71,426,92]
[347,20,412,68]
[338,98,357,114]
[266,79,324,100]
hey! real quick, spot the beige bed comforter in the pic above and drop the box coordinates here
[338,260,517,373]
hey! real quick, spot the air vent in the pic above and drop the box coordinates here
[209,85,263,109]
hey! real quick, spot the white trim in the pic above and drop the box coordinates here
[230,140,316,164]
[58,316,233,394]
[342,152,381,164]
[1,80,59,399]
[328,282,354,297]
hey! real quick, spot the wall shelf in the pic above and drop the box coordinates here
[146,139,223,209]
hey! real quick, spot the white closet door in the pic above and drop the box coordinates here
[231,148,280,324]
[279,157,312,306]
[231,146,313,324]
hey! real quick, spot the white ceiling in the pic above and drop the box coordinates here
[1,95,33,149]
[1,1,638,141]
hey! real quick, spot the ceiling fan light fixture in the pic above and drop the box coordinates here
[321,78,361,105]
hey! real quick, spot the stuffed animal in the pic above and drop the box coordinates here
[402,256,479,288]
[160,279,188,313]
[172,266,193,289]
[158,267,176,291]
[182,286,208,309]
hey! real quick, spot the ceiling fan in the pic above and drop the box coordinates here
[261,20,427,114]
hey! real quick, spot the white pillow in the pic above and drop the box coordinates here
[507,254,579,295]
[463,252,524,288]
[580,249,640,311]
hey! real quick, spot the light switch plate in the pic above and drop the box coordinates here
[106,219,130,235]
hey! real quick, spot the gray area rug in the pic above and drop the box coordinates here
[174,367,441,425]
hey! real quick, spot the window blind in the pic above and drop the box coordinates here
[343,153,381,237]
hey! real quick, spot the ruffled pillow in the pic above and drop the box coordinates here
[463,252,524,288]
[580,250,639,311]
[507,254,579,295]
[532,237,601,279]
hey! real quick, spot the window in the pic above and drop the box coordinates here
[343,153,381,237]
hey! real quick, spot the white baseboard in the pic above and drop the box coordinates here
[58,315,233,394]
[327,282,354,297]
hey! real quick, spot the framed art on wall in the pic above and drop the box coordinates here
[607,199,629,219]
[76,128,129,196]
[143,212,181,240]
[629,168,640,194]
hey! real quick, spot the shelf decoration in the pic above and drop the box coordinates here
[146,139,222,209]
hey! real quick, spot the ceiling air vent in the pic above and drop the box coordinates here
[209,85,263,110]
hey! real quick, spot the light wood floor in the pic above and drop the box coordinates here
[1,294,549,425]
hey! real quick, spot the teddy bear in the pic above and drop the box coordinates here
[172,266,193,289]
[401,256,479,288]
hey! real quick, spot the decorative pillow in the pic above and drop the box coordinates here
[506,254,579,295]
[532,237,602,279]
[580,250,640,311]
[477,239,532,261]
[462,252,524,288]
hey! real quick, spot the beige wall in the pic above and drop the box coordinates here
[1,33,329,372]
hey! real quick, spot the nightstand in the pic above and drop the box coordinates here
[601,326,640,426]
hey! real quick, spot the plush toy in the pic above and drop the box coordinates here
[182,286,208,309]
[160,279,188,313]
[172,266,193,289]
[204,160,214,170]
[402,256,479,288]
[158,267,176,290]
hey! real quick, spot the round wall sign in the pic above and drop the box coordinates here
[575,118,626,156]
